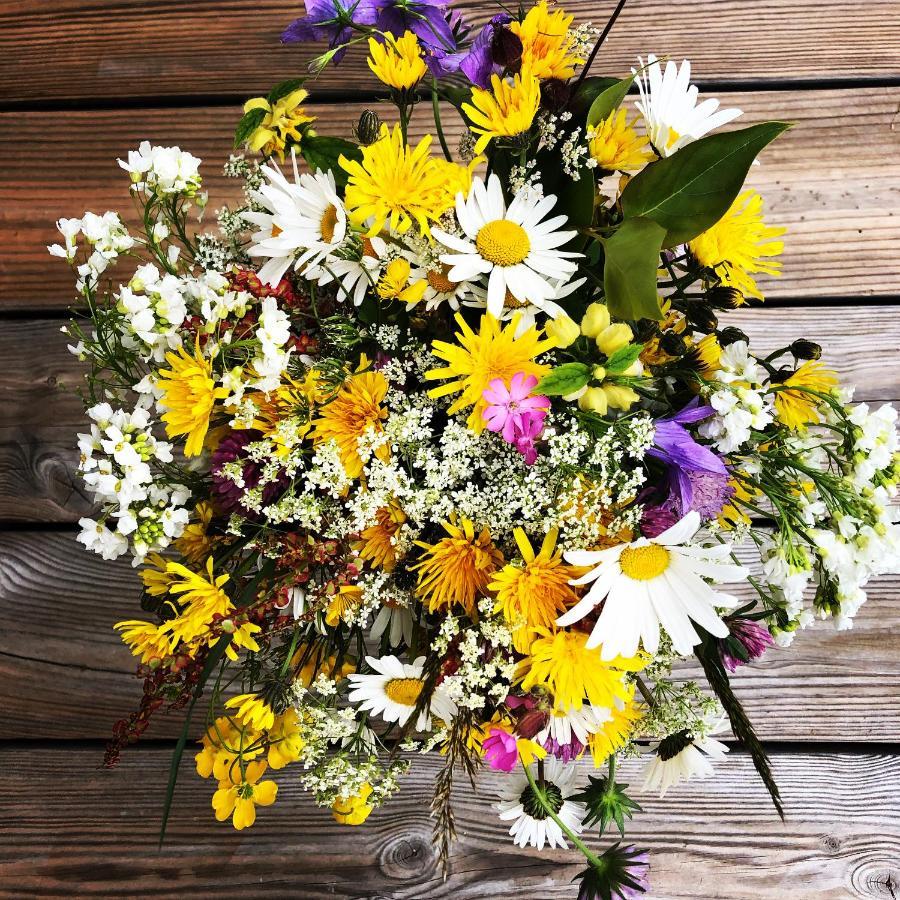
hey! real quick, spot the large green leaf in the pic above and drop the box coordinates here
[302,134,362,189]
[586,75,634,128]
[267,77,307,104]
[536,362,592,396]
[620,122,790,248]
[602,217,666,321]
[233,107,267,149]
[569,76,619,119]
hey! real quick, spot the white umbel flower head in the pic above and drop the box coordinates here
[245,154,347,286]
[496,757,586,850]
[432,174,581,319]
[347,654,456,731]
[642,713,729,796]
[558,511,749,658]
[633,54,742,157]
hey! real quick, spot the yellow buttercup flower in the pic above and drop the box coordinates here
[224,620,263,661]
[341,124,451,236]
[773,361,838,430]
[426,313,554,433]
[158,340,227,457]
[689,189,786,301]
[414,517,504,614]
[266,709,305,769]
[490,528,582,653]
[367,31,427,91]
[243,88,316,161]
[463,67,541,155]
[196,715,263,780]
[311,365,390,478]
[332,782,374,825]
[225,692,276,732]
[510,1,583,80]
[588,108,653,173]
[354,502,407,571]
[212,759,278,830]
[377,258,428,305]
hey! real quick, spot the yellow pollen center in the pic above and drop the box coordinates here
[361,237,377,258]
[384,677,424,707]
[665,127,681,150]
[320,204,339,243]
[271,223,283,238]
[619,544,670,580]
[426,265,457,294]
[504,288,527,308]
[475,219,531,267]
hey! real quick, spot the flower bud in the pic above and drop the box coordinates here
[602,383,640,411]
[706,286,743,309]
[592,365,607,381]
[353,109,382,146]
[491,24,523,70]
[685,303,718,332]
[578,386,608,415]
[790,339,822,361]
[596,323,633,356]
[718,326,748,347]
[540,78,570,113]
[659,331,688,356]
[545,313,581,348]
[580,303,611,339]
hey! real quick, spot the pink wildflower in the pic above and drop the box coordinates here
[482,372,550,444]
[482,727,519,772]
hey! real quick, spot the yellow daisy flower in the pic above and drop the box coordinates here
[114,619,173,666]
[332,782,374,825]
[367,31,427,91]
[463,67,541,155]
[175,500,216,563]
[426,313,553,433]
[588,689,643,766]
[243,88,316,161]
[325,584,363,627]
[510,1,583,80]
[588,108,653,173]
[139,551,178,598]
[225,692,276,732]
[311,365,390,478]
[490,528,582,653]
[354,502,407,571]
[377,258,428,305]
[157,340,228,457]
[414,517,504,614]
[340,123,451,236]
[689,189,786,301]
[773,361,838,430]
[161,557,232,645]
[212,759,278,830]
[718,474,760,528]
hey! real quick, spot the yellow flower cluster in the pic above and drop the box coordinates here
[243,87,316,161]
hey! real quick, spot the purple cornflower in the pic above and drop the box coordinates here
[458,14,512,87]
[720,618,775,672]
[482,372,549,444]
[282,0,378,61]
[372,0,456,51]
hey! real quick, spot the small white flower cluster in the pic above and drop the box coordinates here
[118,141,202,197]
[48,212,135,294]
[252,296,293,391]
[536,109,574,153]
[116,263,187,362]
[76,402,189,562]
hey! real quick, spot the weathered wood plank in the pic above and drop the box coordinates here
[2,530,899,740]
[1,747,897,898]
[1,0,898,104]
[2,304,898,524]
[3,88,899,310]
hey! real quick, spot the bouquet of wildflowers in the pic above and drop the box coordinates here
[54,0,900,894]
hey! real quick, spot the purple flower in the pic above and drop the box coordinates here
[282,0,378,61]
[372,0,456,51]
[211,429,288,518]
[483,727,519,772]
[720,618,775,672]
[482,373,549,444]
[422,10,469,77]
[574,845,650,900]
[542,733,585,763]
[459,14,511,87]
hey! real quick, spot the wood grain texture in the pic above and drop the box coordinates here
[3,88,899,310]
[1,0,899,104]
[1,747,898,898]
[3,530,899,740]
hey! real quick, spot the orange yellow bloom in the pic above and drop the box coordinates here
[773,361,838,430]
[212,759,278,830]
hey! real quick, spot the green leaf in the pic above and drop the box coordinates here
[234,107,267,149]
[300,134,361,190]
[159,633,233,847]
[602,217,666,321]
[267,77,306,104]
[536,362,592,396]
[568,76,619,119]
[605,342,643,374]
[620,121,790,248]
[586,75,634,128]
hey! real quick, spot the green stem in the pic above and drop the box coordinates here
[431,80,452,161]
[522,762,603,869]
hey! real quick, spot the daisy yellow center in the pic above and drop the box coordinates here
[320,204,339,243]
[361,237,377,258]
[665,127,681,150]
[476,219,530,267]
[271,223,283,238]
[427,264,457,293]
[619,544,670,580]
[384,677,424,706]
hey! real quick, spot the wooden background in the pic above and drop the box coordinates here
[1,1,899,896]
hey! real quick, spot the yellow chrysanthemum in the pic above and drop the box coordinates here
[354,502,407,571]
[689,189,786,301]
[377,258,428,305]
[311,365,390,478]
[690,332,723,377]
[139,552,178,598]
[490,528,582,653]
[463,67,541,155]
[426,313,554,432]
[243,88,316,161]
[114,619,173,666]
[773,361,838,430]
[248,369,323,456]
[212,759,278,830]
[510,1,583,80]
[225,692,276,732]
[519,627,643,712]
[267,708,305,769]
[325,584,363,627]
[433,156,483,209]
[588,108,653,173]
[414,517,504,614]
[157,340,227,457]
[367,31,427,90]
[161,557,232,646]
[588,689,643,766]
[175,500,215,563]
[341,124,451,236]
[332,782,374,825]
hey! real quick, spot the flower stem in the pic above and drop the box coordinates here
[431,80,453,161]
[574,0,630,90]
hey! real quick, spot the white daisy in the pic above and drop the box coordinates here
[536,704,610,750]
[642,714,729,796]
[633,54,742,157]
[496,757,586,851]
[314,235,387,306]
[464,275,587,335]
[406,260,482,312]
[347,654,456,731]
[370,602,414,648]
[245,154,347,286]
[558,511,749,659]
[432,174,582,318]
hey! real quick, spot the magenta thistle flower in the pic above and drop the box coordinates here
[483,727,519,772]
[720,618,775,672]
[482,372,549,442]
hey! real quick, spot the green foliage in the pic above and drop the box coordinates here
[267,77,306,104]
[569,76,619,119]
[536,362,592,396]
[586,75,634,128]
[301,134,362,189]
[571,773,642,836]
[602,217,666,321]
[233,106,267,149]
[604,342,644,374]
[621,121,791,247]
